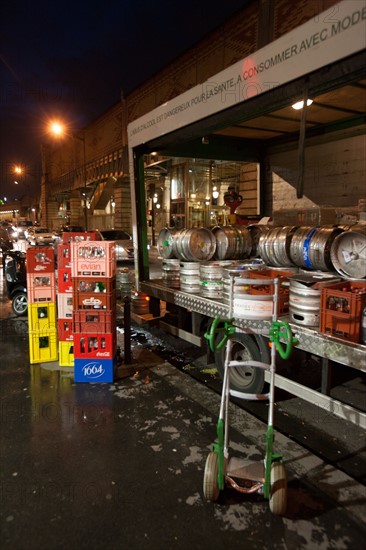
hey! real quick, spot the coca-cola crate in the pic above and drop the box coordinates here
[62,231,102,243]
[27,273,56,304]
[57,243,72,269]
[73,310,116,334]
[246,269,293,316]
[58,267,73,293]
[71,241,116,277]
[73,333,117,360]
[58,319,74,341]
[320,280,366,343]
[57,293,74,319]
[72,277,116,310]
[26,246,55,273]
[74,355,116,383]
[28,303,57,332]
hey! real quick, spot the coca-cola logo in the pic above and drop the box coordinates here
[96,351,110,357]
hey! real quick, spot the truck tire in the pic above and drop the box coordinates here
[214,332,267,394]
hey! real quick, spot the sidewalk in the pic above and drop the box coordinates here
[1,312,365,549]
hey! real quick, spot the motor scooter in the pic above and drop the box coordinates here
[3,250,28,316]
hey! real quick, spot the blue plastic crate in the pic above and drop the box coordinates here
[74,355,116,383]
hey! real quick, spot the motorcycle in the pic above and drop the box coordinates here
[3,250,28,316]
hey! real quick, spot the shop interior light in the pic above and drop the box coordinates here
[212,186,219,199]
[292,99,313,110]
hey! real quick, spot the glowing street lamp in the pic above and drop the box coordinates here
[47,119,88,229]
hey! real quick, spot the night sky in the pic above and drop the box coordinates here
[0,0,250,199]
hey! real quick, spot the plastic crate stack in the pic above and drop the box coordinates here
[71,239,117,383]
[26,246,58,364]
[57,231,104,368]
[57,238,74,367]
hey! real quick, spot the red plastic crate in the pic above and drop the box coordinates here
[57,319,74,341]
[246,269,293,316]
[57,293,74,319]
[58,267,73,293]
[72,277,116,310]
[27,273,56,304]
[62,231,102,243]
[73,333,117,359]
[26,246,55,273]
[57,243,72,269]
[71,241,116,278]
[320,280,366,343]
[73,310,116,334]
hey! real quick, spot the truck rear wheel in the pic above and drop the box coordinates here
[215,332,267,394]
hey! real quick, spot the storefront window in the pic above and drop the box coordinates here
[170,164,185,200]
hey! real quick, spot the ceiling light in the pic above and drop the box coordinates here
[292,99,313,110]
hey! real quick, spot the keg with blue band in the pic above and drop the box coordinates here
[302,227,317,269]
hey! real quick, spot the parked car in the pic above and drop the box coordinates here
[58,224,85,233]
[27,227,57,246]
[100,229,134,263]
[12,220,33,240]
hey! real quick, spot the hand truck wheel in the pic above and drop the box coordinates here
[203,451,220,502]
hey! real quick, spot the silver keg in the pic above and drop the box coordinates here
[330,223,366,279]
[289,273,340,327]
[247,224,271,256]
[290,226,344,271]
[212,225,252,260]
[162,259,180,288]
[180,261,201,293]
[117,268,133,297]
[157,228,178,259]
[199,260,233,298]
[174,228,216,261]
[222,260,266,304]
[258,226,296,267]
[308,226,344,271]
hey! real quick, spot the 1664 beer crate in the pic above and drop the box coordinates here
[74,355,117,383]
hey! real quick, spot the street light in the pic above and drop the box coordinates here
[47,119,88,230]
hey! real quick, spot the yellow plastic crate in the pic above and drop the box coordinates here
[29,330,58,364]
[59,341,74,367]
[28,302,57,332]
